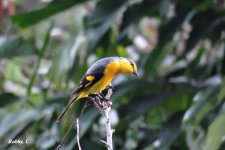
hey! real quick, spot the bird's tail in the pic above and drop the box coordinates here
[56,95,79,123]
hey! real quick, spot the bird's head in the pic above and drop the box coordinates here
[119,57,139,76]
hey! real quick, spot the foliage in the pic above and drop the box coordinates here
[0,0,225,150]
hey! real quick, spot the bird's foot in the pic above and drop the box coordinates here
[88,85,113,114]
[88,96,105,115]
[99,92,111,102]
[100,97,112,109]
[89,93,104,107]
[89,93,99,98]
[106,84,114,91]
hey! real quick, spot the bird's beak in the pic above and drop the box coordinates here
[133,71,139,76]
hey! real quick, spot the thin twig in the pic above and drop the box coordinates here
[57,101,89,149]
[104,107,113,150]
[57,118,82,150]
[99,139,109,147]
[57,119,77,150]
[88,86,114,150]
[76,118,82,150]
[102,86,114,150]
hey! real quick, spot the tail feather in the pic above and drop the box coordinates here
[56,95,79,123]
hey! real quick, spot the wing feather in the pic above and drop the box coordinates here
[72,57,118,95]
[73,73,103,95]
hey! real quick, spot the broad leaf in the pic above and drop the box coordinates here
[11,0,85,28]
[185,9,225,52]
[144,11,191,76]
[0,93,18,107]
[0,109,38,138]
[204,111,225,150]
[183,87,220,124]
[119,0,160,40]
[0,37,36,59]
[86,0,129,52]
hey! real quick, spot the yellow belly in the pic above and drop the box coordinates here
[87,75,113,94]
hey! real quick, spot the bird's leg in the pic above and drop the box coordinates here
[99,84,114,102]
[93,96,105,115]
[98,92,105,98]
[97,92,111,110]
[96,94,104,106]
[99,84,113,109]
[89,93,104,107]
[106,84,114,91]
[88,94,105,114]
[99,92,111,101]
[88,96,102,111]
[89,93,99,98]
[88,84,113,112]
[90,93,104,108]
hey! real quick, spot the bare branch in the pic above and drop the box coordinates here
[99,139,109,146]
[57,101,90,149]
[76,118,82,150]
[57,119,76,150]
[102,86,114,150]
[90,85,114,150]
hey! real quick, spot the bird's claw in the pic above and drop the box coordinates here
[88,85,113,114]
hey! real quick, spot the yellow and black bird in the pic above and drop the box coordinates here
[56,57,138,122]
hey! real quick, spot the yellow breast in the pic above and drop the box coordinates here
[87,60,120,94]
[87,76,113,94]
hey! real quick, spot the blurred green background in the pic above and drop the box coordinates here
[0,0,225,150]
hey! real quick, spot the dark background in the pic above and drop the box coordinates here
[0,0,225,150]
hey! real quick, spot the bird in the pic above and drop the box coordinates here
[56,56,139,122]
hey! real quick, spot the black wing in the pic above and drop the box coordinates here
[73,73,103,94]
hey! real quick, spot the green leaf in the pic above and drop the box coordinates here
[0,37,36,59]
[0,109,38,139]
[148,111,184,150]
[176,0,210,13]
[11,0,84,28]
[0,93,18,107]
[183,87,220,124]
[5,61,24,82]
[136,111,184,150]
[114,78,197,102]
[86,0,129,52]
[119,0,160,40]
[190,48,205,66]
[118,92,175,119]
[27,23,53,97]
[185,10,225,52]
[204,111,225,150]
[197,0,213,11]
[116,80,195,120]
[36,124,59,149]
[144,11,190,76]
[217,78,225,103]
[222,44,225,75]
